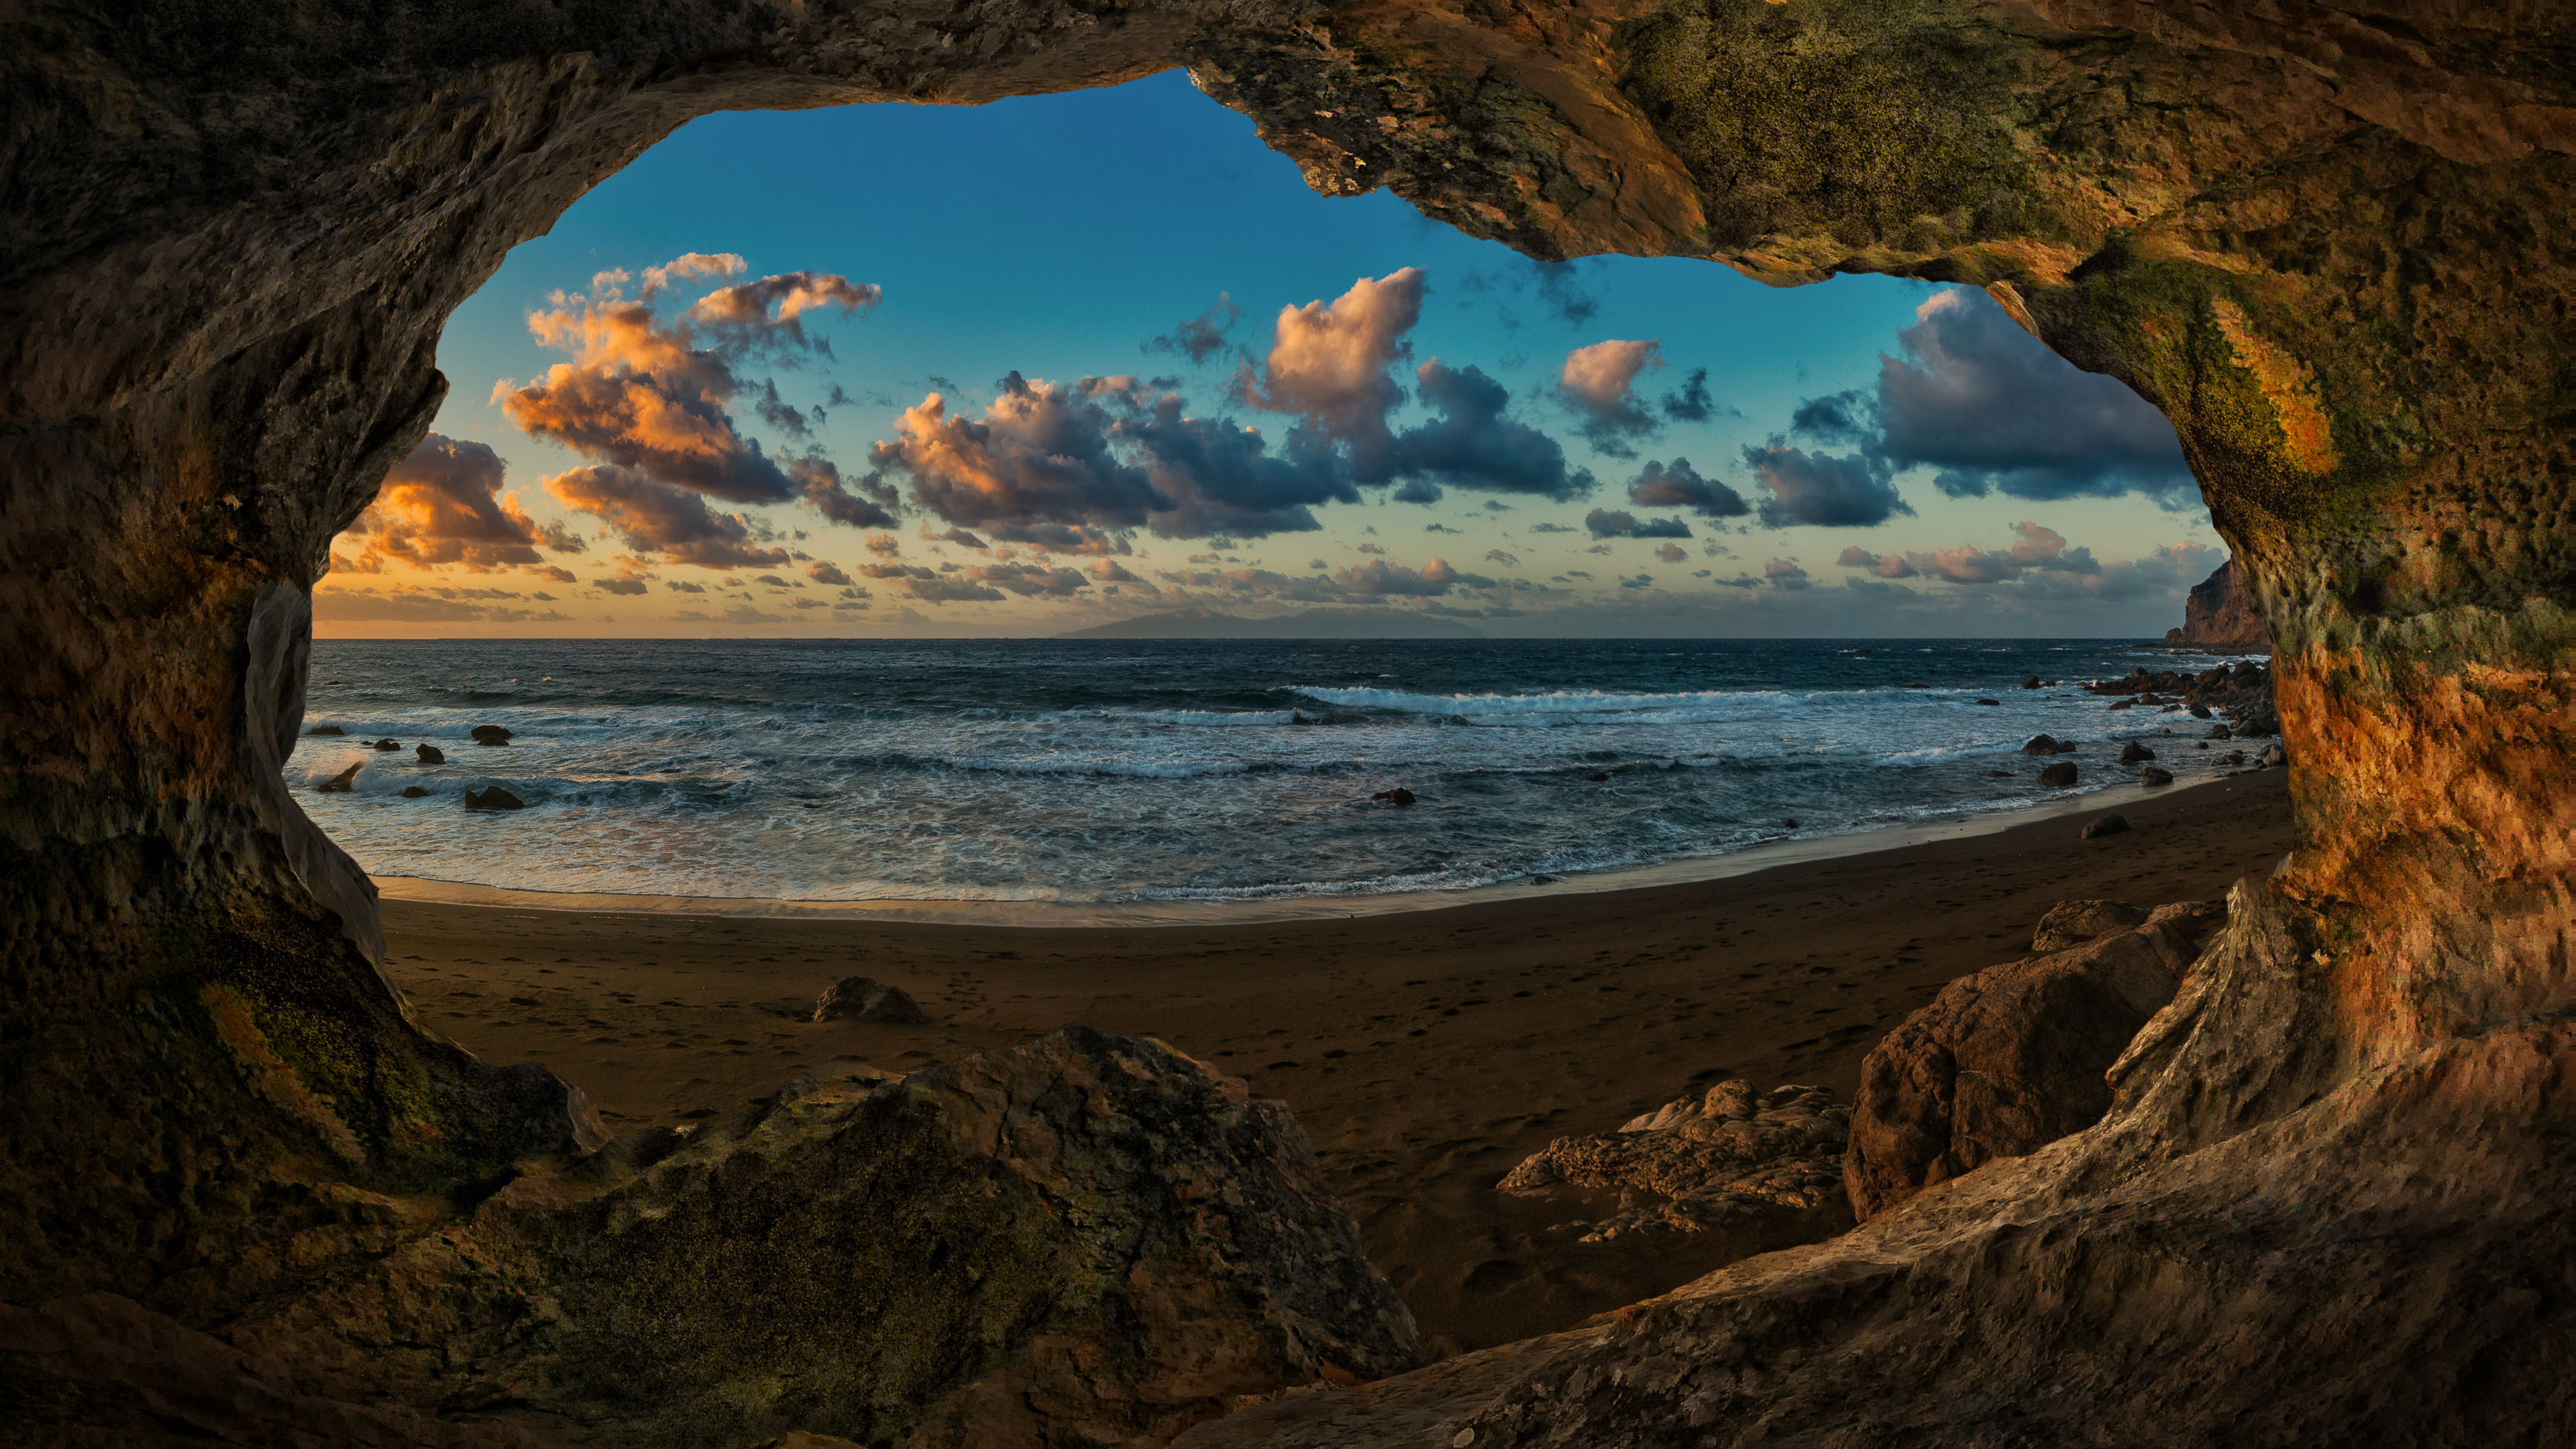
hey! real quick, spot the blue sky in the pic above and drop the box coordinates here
[318,70,2224,637]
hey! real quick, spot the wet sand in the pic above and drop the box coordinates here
[382,771,2293,1356]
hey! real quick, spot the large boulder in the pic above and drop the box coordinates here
[463,786,525,810]
[471,725,513,746]
[416,743,445,764]
[1497,1081,1849,1242]
[74,1032,1424,1448]
[2037,761,2078,786]
[1843,902,2226,1221]
[507,1032,1422,1444]
[316,762,360,793]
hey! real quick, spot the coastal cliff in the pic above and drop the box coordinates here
[3,1,2571,1445]
[2163,558,2273,653]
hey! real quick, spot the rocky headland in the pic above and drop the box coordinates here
[5,0,2572,1444]
[2163,557,2274,653]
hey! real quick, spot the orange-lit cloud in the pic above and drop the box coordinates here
[1240,268,1424,480]
[545,467,790,571]
[496,259,889,553]
[336,434,578,575]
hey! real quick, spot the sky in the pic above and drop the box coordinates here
[315,70,2226,639]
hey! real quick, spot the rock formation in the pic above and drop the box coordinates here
[5,0,2573,1442]
[1843,900,2222,1220]
[2163,558,2274,653]
[2031,898,2151,953]
[4,1031,1424,1446]
[1496,1081,1849,1242]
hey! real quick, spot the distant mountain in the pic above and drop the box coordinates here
[1057,608,1484,640]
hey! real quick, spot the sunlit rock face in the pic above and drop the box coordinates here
[3,1,2571,1444]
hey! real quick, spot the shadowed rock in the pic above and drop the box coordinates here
[415,743,444,764]
[2037,761,2078,786]
[463,786,524,810]
[2118,741,2155,763]
[2081,812,2131,839]
[400,786,429,798]
[2141,765,2174,786]
[471,725,513,746]
[1845,902,2224,1222]
[316,762,360,793]
[812,975,929,1024]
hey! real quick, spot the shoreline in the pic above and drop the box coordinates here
[372,769,2259,927]
[383,771,2294,1356]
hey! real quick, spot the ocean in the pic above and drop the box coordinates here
[294,637,2259,906]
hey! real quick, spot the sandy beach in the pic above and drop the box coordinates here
[383,771,2292,1356]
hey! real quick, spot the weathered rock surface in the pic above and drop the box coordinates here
[2140,765,2174,786]
[462,786,524,810]
[317,762,361,793]
[2163,558,2274,653]
[415,743,444,764]
[2118,741,2155,763]
[2037,761,2077,787]
[8,1031,1424,1447]
[2080,812,2130,839]
[2032,898,2152,953]
[812,975,930,1024]
[399,786,430,799]
[470,726,513,747]
[2019,734,2059,755]
[1497,1081,1849,1242]
[8,0,2576,1443]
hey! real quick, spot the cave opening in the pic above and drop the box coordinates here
[5,5,2572,1444]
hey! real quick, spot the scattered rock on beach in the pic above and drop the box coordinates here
[1846,900,2227,1220]
[1372,787,1417,806]
[2261,743,2288,767]
[2038,762,2078,786]
[2141,767,2174,786]
[400,786,430,798]
[812,975,930,1024]
[2108,698,2135,710]
[2210,722,2233,739]
[2080,812,2131,840]
[1499,1080,1850,1242]
[2189,703,2212,719]
[471,724,513,746]
[464,785,525,810]
[307,724,343,736]
[372,738,399,751]
[317,762,361,792]
[415,743,444,764]
[2020,677,2041,690]
[2021,735,2059,756]
[2033,898,2153,951]
[2118,741,2157,764]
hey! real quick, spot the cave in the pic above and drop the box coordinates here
[3,1,2571,1444]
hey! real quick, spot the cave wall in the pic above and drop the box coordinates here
[3,0,2572,1442]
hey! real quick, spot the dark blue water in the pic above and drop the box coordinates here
[293,637,2251,902]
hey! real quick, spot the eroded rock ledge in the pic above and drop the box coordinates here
[4,0,2573,1444]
